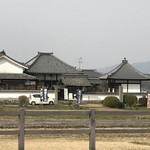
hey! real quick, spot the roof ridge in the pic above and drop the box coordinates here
[25,53,39,65]
[38,52,53,55]
[105,62,124,77]
[0,50,27,68]
[27,52,81,74]
[128,62,150,78]
[52,54,81,72]
[27,52,42,69]
[25,52,54,65]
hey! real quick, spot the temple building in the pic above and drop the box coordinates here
[100,58,150,93]
[25,52,90,100]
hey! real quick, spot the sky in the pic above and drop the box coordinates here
[0,0,150,69]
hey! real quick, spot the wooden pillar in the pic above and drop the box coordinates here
[89,109,96,150]
[18,108,25,150]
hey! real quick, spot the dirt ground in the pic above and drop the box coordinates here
[0,134,150,150]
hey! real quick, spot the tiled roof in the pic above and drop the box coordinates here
[0,50,5,57]
[0,50,28,69]
[82,69,103,84]
[0,73,36,80]
[27,52,81,74]
[82,69,103,77]
[61,74,91,86]
[88,79,101,84]
[100,58,150,80]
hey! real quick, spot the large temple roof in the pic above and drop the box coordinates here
[26,52,81,74]
[100,58,150,80]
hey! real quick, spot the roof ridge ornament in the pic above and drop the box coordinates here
[122,57,128,64]
[0,50,6,55]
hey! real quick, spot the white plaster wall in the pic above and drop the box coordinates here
[82,93,145,101]
[128,84,140,93]
[82,94,119,101]
[122,84,140,93]
[122,84,127,93]
[0,91,146,102]
[0,91,55,100]
[0,58,24,73]
[68,93,119,101]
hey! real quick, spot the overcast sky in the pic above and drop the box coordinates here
[0,0,150,69]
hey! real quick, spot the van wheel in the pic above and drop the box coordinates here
[49,101,54,105]
[31,101,36,106]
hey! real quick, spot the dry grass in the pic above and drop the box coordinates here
[0,104,150,149]
[0,134,150,150]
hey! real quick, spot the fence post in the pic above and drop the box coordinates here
[18,108,25,150]
[89,109,96,150]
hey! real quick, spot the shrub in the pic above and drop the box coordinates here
[18,95,29,107]
[139,96,147,106]
[103,96,122,108]
[118,101,125,109]
[123,94,137,107]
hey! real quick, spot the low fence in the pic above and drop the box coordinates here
[0,109,150,150]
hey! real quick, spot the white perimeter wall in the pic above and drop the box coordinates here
[0,90,146,102]
[0,90,55,100]
[69,93,145,101]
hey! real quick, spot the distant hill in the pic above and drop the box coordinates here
[97,61,150,74]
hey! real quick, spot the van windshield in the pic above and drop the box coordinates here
[33,94,40,98]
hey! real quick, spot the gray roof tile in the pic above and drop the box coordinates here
[0,73,36,80]
[61,74,91,86]
[82,69,103,84]
[82,69,103,77]
[27,52,81,74]
[100,58,150,80]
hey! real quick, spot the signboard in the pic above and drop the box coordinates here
[64,88,68,100]
[147,94,150,108]
[40,87,48,102]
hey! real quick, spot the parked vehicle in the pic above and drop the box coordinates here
[29,93,54,105]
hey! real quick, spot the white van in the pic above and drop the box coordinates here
[29,93,54,105]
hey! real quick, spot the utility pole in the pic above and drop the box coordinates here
[78,57,82,70]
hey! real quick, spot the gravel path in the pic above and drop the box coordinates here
[0,134,150,150]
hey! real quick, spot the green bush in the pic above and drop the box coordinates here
[123,94,137,107]
[118,101,125,109]
[18,95,29,107]
[138,96,147,106]
[103,96,124,108]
